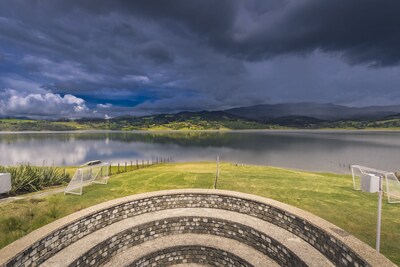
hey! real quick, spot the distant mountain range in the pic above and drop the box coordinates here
[225,102,400,121]
[3,102,400,131]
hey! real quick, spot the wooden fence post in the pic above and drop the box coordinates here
[213,155,219,189]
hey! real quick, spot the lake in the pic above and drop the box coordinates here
[0,130,399,173]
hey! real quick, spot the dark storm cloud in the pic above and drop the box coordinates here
[1,0,400,118]
[140,41,175,64]
[226,0,400,66]
[2,0,400,65]
[60,0,400,66]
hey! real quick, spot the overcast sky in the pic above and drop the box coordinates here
[1,0,400,118]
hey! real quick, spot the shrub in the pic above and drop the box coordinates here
[0,165,69,195]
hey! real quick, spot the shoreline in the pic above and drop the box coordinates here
[1,128,400,134]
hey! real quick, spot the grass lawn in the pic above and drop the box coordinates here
[0,162,399,265]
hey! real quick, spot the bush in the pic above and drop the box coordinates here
[0,165,69,195]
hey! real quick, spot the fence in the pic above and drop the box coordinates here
[108,156,174,175]
[10,156,174,175]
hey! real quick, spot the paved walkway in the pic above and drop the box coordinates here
[0,187,65,204]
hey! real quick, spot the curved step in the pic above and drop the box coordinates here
[0,189,396,267]
[42,208,332,267]
[129,245,253,267]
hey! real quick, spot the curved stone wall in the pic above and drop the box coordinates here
[129,246,252,267]
[68,216,305,267]
[0,189,396,267]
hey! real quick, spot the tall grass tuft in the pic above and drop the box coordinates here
[0,165,69,195]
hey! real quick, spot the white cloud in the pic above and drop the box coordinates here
[97,103,112,108]
[122,75,150,84]
[1,77,45,93]
[0,89,89,118]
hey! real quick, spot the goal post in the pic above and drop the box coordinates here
[65,162,110,195]
[384,172,400,204]
[350,165,400,204]
[92,163,110,185]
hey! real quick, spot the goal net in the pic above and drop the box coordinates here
[351,165,400,204]
[64,162,110,195]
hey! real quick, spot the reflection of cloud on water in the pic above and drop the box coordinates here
[1,132,400,173]
[91,141,114,156]
[83,136,400,173]
[0,141,88,165]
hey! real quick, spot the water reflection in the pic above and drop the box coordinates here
[0,131,399,173]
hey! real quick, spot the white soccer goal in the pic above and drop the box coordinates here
[351,165,400,204]
[64,162,110,195]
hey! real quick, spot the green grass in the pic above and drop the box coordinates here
[0,165,70,194]
[0,119,78,131]
[0,162,399,265]
[5,116,400,131]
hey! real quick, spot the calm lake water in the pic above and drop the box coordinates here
[0,130,399,173]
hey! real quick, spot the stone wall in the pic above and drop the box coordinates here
[68,217,305,267]
[129,246,252,267]
[1,190,394,267]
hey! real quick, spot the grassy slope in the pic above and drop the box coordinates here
[5,117,400,131]
[0,162,399,265]
[0,118,264,131]
[0,119,84,131]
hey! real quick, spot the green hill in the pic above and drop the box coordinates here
[3,111,400,131]
[0,111,276,131]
